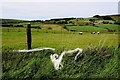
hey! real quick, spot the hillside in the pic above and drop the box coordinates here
[110,14,120,24]
[39,24,65,30]
[1,14,120,33]
[93,14,120,24]
[1,19,26,24]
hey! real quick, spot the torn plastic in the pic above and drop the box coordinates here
[50,51,65,70]
[13,47,83,70]
[50,48,83,70]
[13,47,55,52]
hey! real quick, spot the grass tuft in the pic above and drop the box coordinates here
[2,46,120,79]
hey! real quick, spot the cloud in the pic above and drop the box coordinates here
[1,2,118,20]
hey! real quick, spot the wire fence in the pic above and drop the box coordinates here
[2,26,119,50]
[2,27,76,35]
[2,27,79,50]
[2,28,24,32]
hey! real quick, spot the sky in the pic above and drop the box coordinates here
[0,0,119,20]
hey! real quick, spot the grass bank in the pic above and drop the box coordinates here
[2,46,120,79]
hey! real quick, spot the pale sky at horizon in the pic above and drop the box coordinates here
[0,0,119,20]
[0,0,119,2]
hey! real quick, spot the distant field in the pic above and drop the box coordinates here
[39,24,65,30]
[95,24,119,30]
[66,24,119,32]
[70,17,98,21]
[2,27,118,50]
[66,26,106,32]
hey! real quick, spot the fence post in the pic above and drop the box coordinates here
[26,23,32,49]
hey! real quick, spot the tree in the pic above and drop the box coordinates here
[89,19,95,26]
[93,15,100,18]
[103,16,113,20]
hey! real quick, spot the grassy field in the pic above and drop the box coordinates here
[2,16,120,79]
[66,24,119,32]
[66,26,106,32]
[2,26,119,79]
[2,41,120,79]
[2,27,118,50]
[95,24,119,30]
[39,24,65,30]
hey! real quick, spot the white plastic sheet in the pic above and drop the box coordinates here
[13,47,55,52]
[50,48,83,70]
[13,47,83,70]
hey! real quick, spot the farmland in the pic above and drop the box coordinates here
[2,26,119,79]
[1,14,120,79]
[2,27,119,50]
[66,24,119,32]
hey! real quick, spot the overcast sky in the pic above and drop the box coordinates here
[0,0,119,20]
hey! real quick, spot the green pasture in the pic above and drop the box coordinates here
[14,22,29,26]
[66,26,106,32]
[2,27,118,50]
[2,27,119,79]
[2,16,120,79]
[66,24,119,32]
[95,24,119,30]
[70,17,98,21]
[39,24,65,30]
